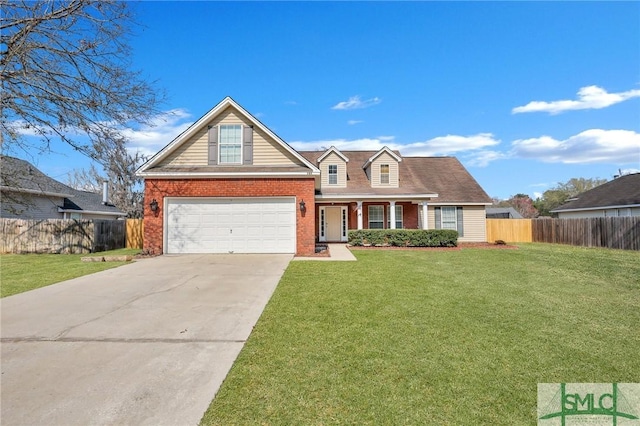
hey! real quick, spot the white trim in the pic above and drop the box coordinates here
[431,202,492,206]
[1,186,74,198]
[218,124,243,165]
[315,193,438,201]
[357,201,363,230]
[362,146,402,169]
[137,171,317,178]
[317,146,349,163]
[58,208,126,217]
[319,205,348,242]
[136,97,320,175]
[551,203,640,213]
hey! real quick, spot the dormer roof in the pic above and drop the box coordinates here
[362,146,402,169]
[317,146,349,163]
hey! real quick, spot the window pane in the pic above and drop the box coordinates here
[380,164,390,184]
[441,207,457,230]
[328,164,338,185]
[386,205,403,228]
[219,125,242,164]
[368,205,384,229]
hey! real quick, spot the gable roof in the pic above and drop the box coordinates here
[299,151,491,203]
[137,97,320,175]
[317,146,349,163]
[551,173,640,212]
[362,146,402,169]
[1,156,125,216]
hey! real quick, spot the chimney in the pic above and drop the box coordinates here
[102,181,108,205]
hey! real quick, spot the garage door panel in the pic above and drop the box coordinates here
[166,198,295,254]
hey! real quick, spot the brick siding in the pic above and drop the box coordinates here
[143,178,316,256]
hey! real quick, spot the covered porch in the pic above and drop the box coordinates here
[315,197,434,243]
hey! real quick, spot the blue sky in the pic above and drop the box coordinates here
[16,1,640,199]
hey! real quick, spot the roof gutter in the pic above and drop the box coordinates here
[1,185,74,199]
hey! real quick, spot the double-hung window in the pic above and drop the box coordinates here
[219,124,242,164]
[380,164,390,184]
[386,205,403,228]
[328,164,338,185]
[368,205,384,229]
[441,206,457,230]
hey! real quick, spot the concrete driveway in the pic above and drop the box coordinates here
[1,254,291,426]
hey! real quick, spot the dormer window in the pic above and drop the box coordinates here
[328,165,338,185]
[219,124,242,164]
[380,164,390,184]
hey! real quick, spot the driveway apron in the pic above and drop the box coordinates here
[1,254,291,426]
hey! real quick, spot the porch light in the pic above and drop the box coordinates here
[149,199,159,212]
[299,199,306,212]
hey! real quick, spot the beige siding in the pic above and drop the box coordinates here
[319,152,347,188]
[158,106,303,167]
[370,152,399,188]
[558,207,640,218]
[557,210,605,219]
[426,205,487,242]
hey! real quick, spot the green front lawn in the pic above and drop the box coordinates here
[202,244,639,425]
[0,248,141,298]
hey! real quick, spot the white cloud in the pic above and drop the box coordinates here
[331,96,381,110]
[290,133,502,166]
[464,150,507,167]
[512,85,640,114]
[533,192,543,200]
[347,120,363,125]
[123,109,194,157]
[511,129,640,164]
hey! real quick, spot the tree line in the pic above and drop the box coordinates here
[492,177,609,218]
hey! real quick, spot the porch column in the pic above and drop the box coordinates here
[422,201,429,229]
[389,201,396,229]
[357,201,363,230]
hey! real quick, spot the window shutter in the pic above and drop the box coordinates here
[208,125,218,165]
[435,207,441,229]
[243,125,253,165]
[456,207,464,237]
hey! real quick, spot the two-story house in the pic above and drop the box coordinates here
[136,97,492,256]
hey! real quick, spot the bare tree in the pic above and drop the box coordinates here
[1,0,163,158]
[67,142,147,218]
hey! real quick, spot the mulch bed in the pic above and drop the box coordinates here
[348,242,518,251]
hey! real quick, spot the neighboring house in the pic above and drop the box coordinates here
[551,173,640,218]
[0,156,126,220]
[486,207,523,219]
[137,97,492,256]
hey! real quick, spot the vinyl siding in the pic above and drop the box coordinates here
[370,152,399,188]
[0,193,63,220]
[319,152,347,188]
[158,106,303,167]
[427,205,487,242]
[557,207,640,218]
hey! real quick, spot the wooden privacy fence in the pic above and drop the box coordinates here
[0,219,126,254]
[532,217,640,251]
[486,217,640,250]
[486,219,533,243]
[126,218,144,249]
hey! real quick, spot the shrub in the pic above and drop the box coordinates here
[348,229,458,247]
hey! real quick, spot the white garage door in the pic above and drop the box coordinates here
[165,197,296,254]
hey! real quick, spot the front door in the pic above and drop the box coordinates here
[320,206,348,242]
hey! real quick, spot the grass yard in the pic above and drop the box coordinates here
[202,244,640,425]
[0,248,141,298]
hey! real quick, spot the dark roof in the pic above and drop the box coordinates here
[1,155,74,197]
[552,173,640,212]
[299,151,491,203]
[1,156,125,215]
[486,207,523,219]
